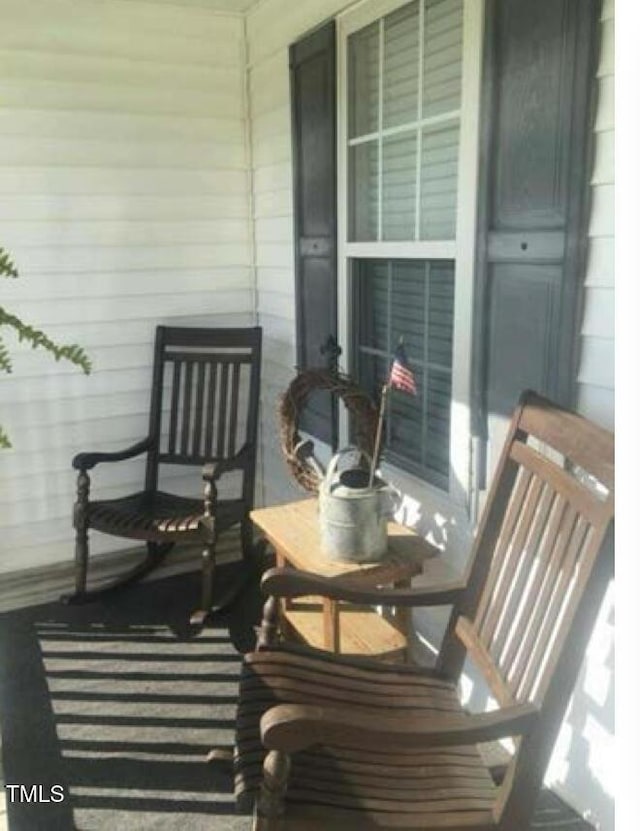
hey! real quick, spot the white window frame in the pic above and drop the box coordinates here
[336,0,484,510]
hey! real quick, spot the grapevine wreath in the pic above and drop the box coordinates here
[279,368,379,493]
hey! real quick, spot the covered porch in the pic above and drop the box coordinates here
[0,0,616,829]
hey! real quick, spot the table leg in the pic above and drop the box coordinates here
[275,549,293,612]
[395,578,411,662]
[323,599,340,652]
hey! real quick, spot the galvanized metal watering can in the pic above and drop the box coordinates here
[318,448,396,562]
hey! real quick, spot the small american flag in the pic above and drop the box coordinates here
[388,341,417,395]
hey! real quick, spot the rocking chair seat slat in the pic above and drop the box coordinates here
[265,804,496,831]
[87,491,246,542]
[234,645,497,829]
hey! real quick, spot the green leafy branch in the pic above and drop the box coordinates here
[1,246,91,448]
[0,308,92,377]
[0,247,19,279]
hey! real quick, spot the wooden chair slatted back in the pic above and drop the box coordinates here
[162,355,249,462]
[144,327,261,495]
[475,440,610,705]
[438,391,613,829]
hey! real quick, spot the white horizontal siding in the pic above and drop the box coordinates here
[0,80,243,119]
[577,336,615,389]
[113,0,258,12]
[0,194,249,222]
[254,188,292,219]
[0,166,248,194]
[256,266,295,296]
[590,130,614,186]
[0,135,247,170]
[0,108,243,143]
[246,0,358,68]
[245,42,296,511]
[4,246,250,275]
[576,3,614,430]
[0,0,253,573]
[0,48,242,90]
[580,288,615,339]
[2,219,249,248]
[547,8,615,829]
[3,268,252,302]
[2,0,245,65]
[584,236,614,288]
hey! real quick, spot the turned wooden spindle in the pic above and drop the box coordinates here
[256,749,291,829]
[200,477,218,612]
[257,595,280,650]
[73,469,90,595]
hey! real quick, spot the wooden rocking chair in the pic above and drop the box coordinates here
[67,326,262,623]
[234,391,614,830]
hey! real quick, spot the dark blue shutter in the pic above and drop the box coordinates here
[473,0,600,484]
[290,21,338,447]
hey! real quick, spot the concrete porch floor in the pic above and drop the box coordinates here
[0,541,592,831]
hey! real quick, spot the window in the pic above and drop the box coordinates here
[342,0,464,489]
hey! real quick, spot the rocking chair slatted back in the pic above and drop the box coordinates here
[161,355,250,462]
[458,429,613,709]
[436,391,614,828]
[145,327,261,490]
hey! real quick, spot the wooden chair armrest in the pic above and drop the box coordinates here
[261,701,539,754]
[202,442,252,481]
[260,566,465,608]
[72,437,155,471]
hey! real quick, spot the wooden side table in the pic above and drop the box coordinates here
[250,498,451,661]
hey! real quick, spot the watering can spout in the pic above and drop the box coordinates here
[294,438,326,480]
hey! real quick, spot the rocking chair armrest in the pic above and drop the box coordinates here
[261,701,539,755]
[202,442,253,482]
[260,566,465,608]
[72,437,155,471]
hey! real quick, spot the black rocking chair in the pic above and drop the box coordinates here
[67,326,262,623]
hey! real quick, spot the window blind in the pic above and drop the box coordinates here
[353,259,454,487]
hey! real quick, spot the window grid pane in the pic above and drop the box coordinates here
[423,0,463,118]
[348,21,380,139]
[383,1,420,129]
[349,141,379,241]
[382,133,417,240]
[421,121,459,239]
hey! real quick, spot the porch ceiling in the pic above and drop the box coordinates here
[138,0,262,12]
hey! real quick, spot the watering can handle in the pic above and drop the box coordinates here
[324,447,373,488]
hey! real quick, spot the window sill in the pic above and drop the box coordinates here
[378,458,452,509]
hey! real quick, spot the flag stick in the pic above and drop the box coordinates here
[369,383,389,488]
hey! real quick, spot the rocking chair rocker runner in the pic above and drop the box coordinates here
[68,326,262,622]
[234,391,614,830]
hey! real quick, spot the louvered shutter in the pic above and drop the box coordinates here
[473,0,601,487]
[290,21,338,446]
